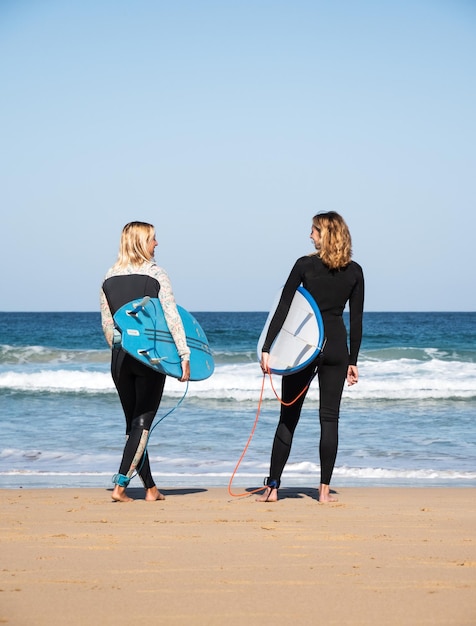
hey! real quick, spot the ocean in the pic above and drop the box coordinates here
[1,311,475,490]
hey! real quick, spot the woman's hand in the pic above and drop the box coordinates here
[260,352,270,374]
[347,365,359,386]
[179,360,191,382]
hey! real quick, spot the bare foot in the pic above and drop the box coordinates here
[145,486,166,501]
[256,487,278,502]
[111,486,134,502]
[318,484,338,503]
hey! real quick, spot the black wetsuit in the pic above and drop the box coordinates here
[262,254,364,486]
[100,264,189,489]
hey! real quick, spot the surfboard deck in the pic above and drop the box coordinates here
[257,286,325,375]
[114,297,214,381]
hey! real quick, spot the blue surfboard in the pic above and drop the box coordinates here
[113,296,214,381]
[257,286,325,375]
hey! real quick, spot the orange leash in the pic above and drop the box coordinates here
[228,373,267,498]
[228,367,317,498]
[267,370,313,406]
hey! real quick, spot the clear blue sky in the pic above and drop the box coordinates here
[1,0,475,311]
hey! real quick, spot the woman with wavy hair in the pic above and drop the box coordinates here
[100,221,190,502]
[258,211,364,503]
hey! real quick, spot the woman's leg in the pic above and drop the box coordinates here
[317,335,347,502]
[257,362,316,502]
[130,365,166,489]
[111,351,166,501]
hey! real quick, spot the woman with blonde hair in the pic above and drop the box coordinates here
[100,221,190,502]
[258,211,364,503]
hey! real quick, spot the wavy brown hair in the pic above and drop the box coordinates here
[113,221,155,269]
[312,211,352,269]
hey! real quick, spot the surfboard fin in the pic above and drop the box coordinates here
[137,348,166,364]
[128,296,151,316]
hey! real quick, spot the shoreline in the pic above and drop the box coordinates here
[2,475,476,490]
[1,487,475,625]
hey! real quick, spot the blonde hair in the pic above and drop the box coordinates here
[113,221,155,269]
[312,211,352,269]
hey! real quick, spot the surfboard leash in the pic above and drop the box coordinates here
[150,381,189,433]
[228,373,267,498]
[267,365,319,407]
[121,381,190,484]
[228,362,320,499]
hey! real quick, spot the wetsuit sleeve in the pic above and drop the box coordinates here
[100,287,114,347]
[262,260,303,353]
[153,267,191,361]
[348,264,364,366]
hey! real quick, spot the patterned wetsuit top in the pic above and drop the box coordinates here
[262,254,364,366]
[100,261,190,360]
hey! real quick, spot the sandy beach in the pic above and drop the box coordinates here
[1,487,475,625]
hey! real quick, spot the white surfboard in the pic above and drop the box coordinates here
[257,286,325,375]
